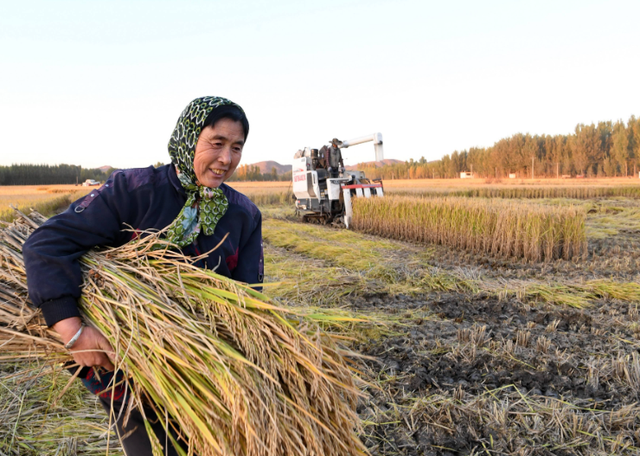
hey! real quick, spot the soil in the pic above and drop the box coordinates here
[340,219,640,455]
[348,290,640,455]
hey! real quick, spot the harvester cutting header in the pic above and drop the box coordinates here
[292,133,385,228]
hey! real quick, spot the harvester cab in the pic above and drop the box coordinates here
[292,133,385,228]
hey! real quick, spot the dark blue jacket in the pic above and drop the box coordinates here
[23,164,263,327]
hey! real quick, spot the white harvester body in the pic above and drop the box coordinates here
[292,135,385,228]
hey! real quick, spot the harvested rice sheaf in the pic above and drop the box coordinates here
[0,212,366,456]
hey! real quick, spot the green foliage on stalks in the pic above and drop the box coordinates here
[263,218,470,297]
[497,279,640,309]
[265,218,398,272]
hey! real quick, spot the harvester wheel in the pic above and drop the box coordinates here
[331,216,346,229]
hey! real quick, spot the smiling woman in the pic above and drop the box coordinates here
[194,118,246,188]
[22,96,263,456]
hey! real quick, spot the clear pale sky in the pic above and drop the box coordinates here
[1,0,639,170]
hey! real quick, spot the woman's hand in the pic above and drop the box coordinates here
[53,317,115,371]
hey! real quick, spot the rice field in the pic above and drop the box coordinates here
[352,196,587,262]
[390,185,640,200]
[2,178,640,455]
[381,176,640,190]
[0,185,89,222]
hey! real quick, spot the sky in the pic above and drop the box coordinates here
[1,0,639,170]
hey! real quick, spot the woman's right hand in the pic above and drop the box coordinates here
[52,316,115,371]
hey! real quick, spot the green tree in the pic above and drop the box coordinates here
[611,120,630,176]
[572,124,598,176]
[628,115,640,176]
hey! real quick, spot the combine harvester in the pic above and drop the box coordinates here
[292,133,385,228]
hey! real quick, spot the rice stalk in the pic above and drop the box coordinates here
[0,212,366,456]
[389,185,640,200]
[351,196,587,262]
[0,363,123,456]
[586,280,640,302]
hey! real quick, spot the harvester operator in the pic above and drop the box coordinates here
[23,96,263,455]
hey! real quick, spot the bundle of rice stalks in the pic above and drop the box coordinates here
[0,212,366,456]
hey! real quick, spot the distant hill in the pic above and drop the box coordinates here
[345,159,403,170]
[251,161,291,175]
[98,165,112,172]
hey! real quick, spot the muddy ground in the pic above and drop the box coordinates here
[349,290,640,455]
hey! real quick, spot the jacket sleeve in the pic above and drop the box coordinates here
[231,209,264,288]
[23,172,133,327]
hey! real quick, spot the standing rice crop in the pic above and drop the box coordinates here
[0,212,366,456]
[351,196,587,262]
[389,185,640,200]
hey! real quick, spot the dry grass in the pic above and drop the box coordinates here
[0,185,84,196]
[361,386,640,455]
[0,212,366,456]
[351,196,587,262]
[0,364,123,455]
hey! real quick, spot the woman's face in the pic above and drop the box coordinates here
[193,118,245,188]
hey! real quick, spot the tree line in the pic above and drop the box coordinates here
[358,115,640,180]
[5,115,639,185]
[0,162,290,185]
[0,164,114,186]
[228,115,640,182]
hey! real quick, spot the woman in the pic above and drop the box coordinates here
[23,96,263,455]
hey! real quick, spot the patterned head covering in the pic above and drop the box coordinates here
[164,96,246,247]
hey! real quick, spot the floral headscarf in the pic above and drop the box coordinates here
[164,96,245,247]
